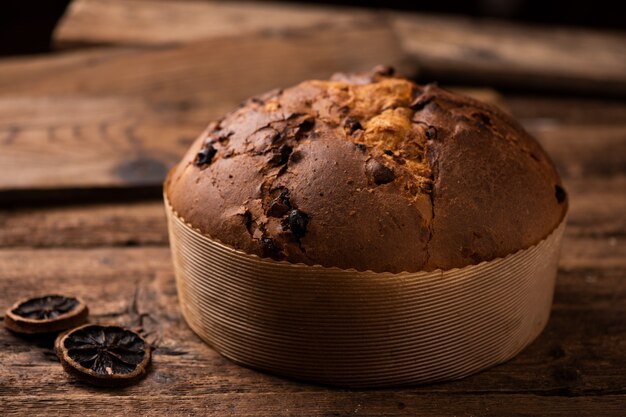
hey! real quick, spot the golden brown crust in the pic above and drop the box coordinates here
[166,68,566,273]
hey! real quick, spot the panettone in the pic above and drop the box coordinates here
[166,67,567,273]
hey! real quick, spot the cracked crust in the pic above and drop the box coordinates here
[166,67,567,273]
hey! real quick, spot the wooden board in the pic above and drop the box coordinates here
[52,0,626,95]
[506,95,626,125]
[2,396,625,417]
[391,13,626,95]
[1,26,413,100]
[0,201,168,248]
[54,0,375,47]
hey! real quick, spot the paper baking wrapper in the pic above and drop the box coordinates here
[165,197,566,388]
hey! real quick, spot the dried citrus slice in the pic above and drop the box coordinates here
[4,295,88,334]
[55,324,151,387]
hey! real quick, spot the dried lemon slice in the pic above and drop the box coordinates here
[55,324,151,387]
[4,295,88,334]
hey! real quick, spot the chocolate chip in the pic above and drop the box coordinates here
[474,112,492,127]
[268,201,290,217]
[383,149,394,156]
[260,237,282,259]
[344,117,363,134]
[289,150,303,163]
[299,118,315,131]
[195,143,217,166]
[555,185,567,204]
[355,143,367,152]
[242,210,253,235]
[366,159,395,185]
[461,247,483,264]
[288,209,309,239]
[268,144,293,166]
[293,118,315,140]
[425,126,437,140]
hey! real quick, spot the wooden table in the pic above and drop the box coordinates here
[1,1,625,415]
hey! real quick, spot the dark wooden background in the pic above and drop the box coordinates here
[0,1,625,415]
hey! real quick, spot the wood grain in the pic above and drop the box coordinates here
[391,13,626,95]
[528,124,626,179]
[54,0,374,47]
[52,0,626,95]
[0,96,194,190]
[0,242,624,355]
[507,95,626,125]
[0,201,168,248]
[2,395,625,417]
[0,46,623,197]
[0,25,412,101]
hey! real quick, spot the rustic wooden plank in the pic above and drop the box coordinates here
[528,124,626,179]
[2,394,625,417]
[507,95,626,125]
[0,201,168,248]
[391,13,626,95]
[0,242,624,398]
[0,177,623,248]
[0,96,196,190]
[564,177,626,239]
[0,25,412,101]
[53,0,626,96]
[53,0,374,48]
